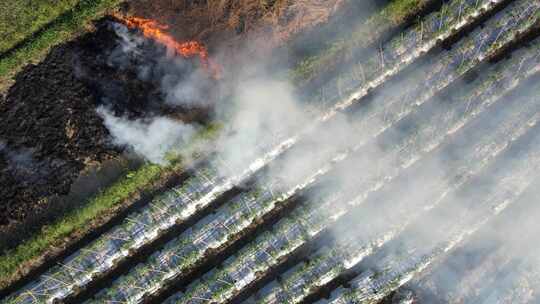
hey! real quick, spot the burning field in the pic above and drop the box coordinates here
[0,0,361,239]
[1,0,540,303]
[0,0,360,288]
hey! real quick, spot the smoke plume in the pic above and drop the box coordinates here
[97,107,196,164]
[97,6,540,301]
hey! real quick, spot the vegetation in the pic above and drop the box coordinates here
[0,0,122,90]
[0,0,80,53]
[0,0,432,292]
[381,0,432,24]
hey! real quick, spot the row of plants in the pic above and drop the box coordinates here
[89,170,327,303]
[0,122,220,291]
[311,0,504,110]
[0,0,436,296]
[413,193,540,304]
[135,1,540,302]
[5,161,227,303]
[327,141,540,304]
[170,16,540,304]
[253,42,540,303]
[1,0,519,300]
[1,124,226,303]
[170,195,343,304]
[2,0,458,295]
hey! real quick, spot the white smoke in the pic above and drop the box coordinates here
[99,11,540,302]
[107,23,145,69]
[97,106,196,164]
[0,139,52,184]
[161,66,214,108]
[214,75,311,176]
[97,22,213,165]
[0,140,36,169]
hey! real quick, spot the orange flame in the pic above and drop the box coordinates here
[116,15,221,79]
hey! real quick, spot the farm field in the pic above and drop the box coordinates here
[0,0,420,292]
[1,0,540,303]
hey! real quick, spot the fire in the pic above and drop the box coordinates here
[116,15,221,78]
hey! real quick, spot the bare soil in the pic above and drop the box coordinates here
[0,27,117,228]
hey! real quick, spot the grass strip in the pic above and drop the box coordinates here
[0,0,81,53]
[291,0,433,84]
[0,123,221,290]
[0,0,123,91]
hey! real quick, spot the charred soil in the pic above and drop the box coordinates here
[0,19,213,250]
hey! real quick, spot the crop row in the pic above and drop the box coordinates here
[248,37,540,304]
[162,13,540,304]
[322,131,540,304]
[399,179,540,304]
[170,68,540,304]
[71,0,520,302]
[479,253,540,304]
[4,160,232,304]
[314,0,508,109]
[80,1,529,301]
[87,161,338,303]
[5,0,532,303]
[3,0,475,300]
[5,112,304,304]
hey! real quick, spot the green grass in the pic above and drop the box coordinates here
[0,123,222,289]
[381,0,430,24]
[0,0,122,90]
[291,0,431,84]
[0,0,81,53]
